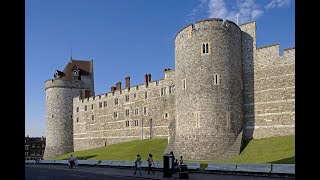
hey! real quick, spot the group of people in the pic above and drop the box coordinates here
[133,153,155,176]
[170,151,184,172]
[67,151,183,174]
[68,155,78,169]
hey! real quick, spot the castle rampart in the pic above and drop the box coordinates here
[239,21,295,140]
[45,19,294,160]
[73,71,175,151]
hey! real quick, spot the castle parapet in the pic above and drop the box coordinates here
[45,79,85,90]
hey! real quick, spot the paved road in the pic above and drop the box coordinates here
[26,166,137,180]
[25,164,294,180]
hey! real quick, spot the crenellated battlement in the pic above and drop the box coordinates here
[73,70,175,104]
[45,79,85,90]
[255,44,295,67]
[46,18,294,160]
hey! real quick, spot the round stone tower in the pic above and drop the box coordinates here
[174,18,244,160]
[43,59,94,159]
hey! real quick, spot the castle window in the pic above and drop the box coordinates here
[125,95,129,102]
[145,92,148,99]
[195,112,200,128]
[91,104,94,110]
[76,118,79,123]
[99,102,102,109]
[126,109,130,117]
[92,115,94,121]
[213,74,221,85]
[70,115,72,119]
[51,115,54,118]
[25,146,28,150]
[134,108,139,115]
[25,152,28,156]
[169,85,175,94]
[144,107,147,115]
[76,107,79,112]
[164,113,169,119]
[202,43,210,54]
[161,87,166,96]
[183,79,186,89]
[125,120,130,127]
[134,93,136,98]
[115,98,118,105]
[202,44,205,54]
[134,120,139,126]
[85,105,87,111]
[104,101,107,107]
[114,111,118,118]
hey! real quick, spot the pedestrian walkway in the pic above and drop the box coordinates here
[26,164,294,180]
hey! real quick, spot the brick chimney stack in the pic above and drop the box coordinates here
[116,82,121,90]
[125,76,130,90]
[144,74,149,87]
[81,89,90,99]
[148,74,151,82]
[111,86,116,93]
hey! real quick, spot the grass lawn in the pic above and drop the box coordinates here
[53,135,295,166]
[52,138,167,161]
[195,135,295,167]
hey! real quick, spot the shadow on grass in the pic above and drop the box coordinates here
[240,139,252,153]
[269,156,295,164]
[62,155,97,160]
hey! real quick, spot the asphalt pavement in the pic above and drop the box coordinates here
[25,164,294,180]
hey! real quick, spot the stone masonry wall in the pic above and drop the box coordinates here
[44,80,84,159]
[174,19,244,160]
[73,71,175,151]
[240,21,295,140]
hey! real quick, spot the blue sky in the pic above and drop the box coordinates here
[26,0,295,137]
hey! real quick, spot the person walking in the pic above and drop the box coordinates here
[133,154,142,175]
[68,155,75,169]
[147,154,155,175]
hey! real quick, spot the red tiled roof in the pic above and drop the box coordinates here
[61,59,93,80]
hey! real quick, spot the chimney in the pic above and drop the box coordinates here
[144,74,148,87]
[116,82,121,90]
[148,74,151,82]
[111,86,116,93]
[81,89,90,99]
[125,76,130,90]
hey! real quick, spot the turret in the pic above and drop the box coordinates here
[174,18,244,160]
[43,59,95,159]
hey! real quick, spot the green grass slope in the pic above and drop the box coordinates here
[53,138,167,161]
[199,135,295,165]
[53,135,295,164]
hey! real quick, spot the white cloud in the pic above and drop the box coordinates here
[188,0,291,24]
[265,0,290,9]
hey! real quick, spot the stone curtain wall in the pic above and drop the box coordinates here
[73,71,175,151]
[240,22,295,140]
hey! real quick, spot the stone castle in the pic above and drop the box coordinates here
[43,19,295,160]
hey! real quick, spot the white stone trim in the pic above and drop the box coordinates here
[245,124,294,129]
[245,111,294,117]
[244,99,295,106]
[244,86,295,94]
[74,133,88,135]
